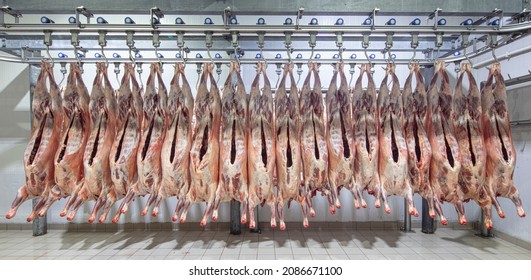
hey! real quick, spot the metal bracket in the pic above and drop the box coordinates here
[43,31,53,47]
[126,31,135,48]
[223,6,232,29]
[385,33,393,50]
[1,5,22,25]
[71,31,80,47]
[296,7,304,30]
[257,31,266,49]
[150,6,164,29]
[205,31,213,49]
[369,8,379,30]
[488,33,498,48]
[309,31,317,49]
[231,31,239,48]
[428,8,443,30]
[75,6,93,27]
[335,31,343,49]
[152,31,160,48]
[98,31,107,47]
[177,31,185,49]
[362,33,370,49]
[411,33,419,49]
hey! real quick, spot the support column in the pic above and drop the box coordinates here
[401,198,414,232]
[29,61,47,236]
[230,200,241,235]
[421,198,435,234]
[250,206,261,234]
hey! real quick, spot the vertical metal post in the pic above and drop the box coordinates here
[230,200,241,235]
[29,60,47,236]
[421,198,435,234]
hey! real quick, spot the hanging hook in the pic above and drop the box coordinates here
[409,47,417,66]
[45,45,55,68]
[491,47,499,63]
[463,46,473,67]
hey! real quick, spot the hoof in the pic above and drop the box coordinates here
[430,214,436,219]
[385,209,391,215]
[151,211,158,217]
[26,217,34,223]
[441,219,448,226]
[211,215,218,221]
[310,210,316,217]
[179,217,186,223]
[171,216,178,222]
[518,211,526,218]
[374,202,381,208]
[498,212,506,219]
[66,215,74,222]
[120,209,127,214]
[241,218,247,224]
[303,223,310,228]
[5,212,14,219]
[330,208,336,215]
[199,221,207,227]
[280,225,286,231]
[112,218,119,224]
[362,203,368,208]
[140,210,147,216]
[271,223,276,229]
[98,217,106,224]
[88,217,95,223]
[59,211,67,217]
[249,224,255,230]
[460,219,467,225]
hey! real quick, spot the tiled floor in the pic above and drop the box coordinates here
[0,228,530,260]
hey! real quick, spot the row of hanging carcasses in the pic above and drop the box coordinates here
[5,59,525,230]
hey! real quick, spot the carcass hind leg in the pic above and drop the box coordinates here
[177,199,191,223]
[300,198,310,228]
[27,197,46,222]
[200,200,215,227]
[379,181,391,214]
[240,196,248,225]
[6,185,30,219]
[486,182,505,218]
[455,200,467,225]
[304,184,316,217]
[141,192,158,216]
[37,185,62,217]
[211,187,224,222]
[248,197,256,229]
[99,190,117,223]
[112,189,135,223]
[268,193,276,229]
[433,197,448,225]
[89,195,106,223]
[66,190,89,221]
[276,197,286,230]
[328,181,338,214]
[406,183,419,217]
[151,195,164,217]
[370,177,380,208]
[508,184,526,217]
[351,183,362,209]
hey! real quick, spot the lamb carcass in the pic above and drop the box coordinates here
[6,61,64,220]
[179,63,221,226]
[453,63,492,228]
[63,63,117,221]
[143,62,193,217]
[426,61,463,223]
[212,61,249,225]
[481,62,525,219]
[377,64,418,216]
[99,63,143,223]
[403,63,447,224]
[326,62,354,213]
[275,63,306,230]
[300,62,330,215]
[27,63,90,221]
[114,63,166,221]
[247,62,276,229]
[351,64,381,209]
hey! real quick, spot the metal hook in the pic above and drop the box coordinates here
[45,45,55,68]
[154,46,163,70]
[463,47,473,67]
[409,47,417,66]
[491,47,499,62]
[207,47,214,65]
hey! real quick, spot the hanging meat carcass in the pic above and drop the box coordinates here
[481,62,525,219]
[211,61,249,224]
[96,63,143,223]
[143,62,193,217]
[247,62,276,229]
[453,63,492,228]
[179,63,221,226]
[32,63,90,221]
[426,61,463,223]
[351,64,381,209]
[403,63,447,224]
[326,62,354,212]
[6,61,64,220]
[300,62,330,216]
[62,63,117,221]
[276,63,306,230]
[114,63,166,222]
[377,64,418,216]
